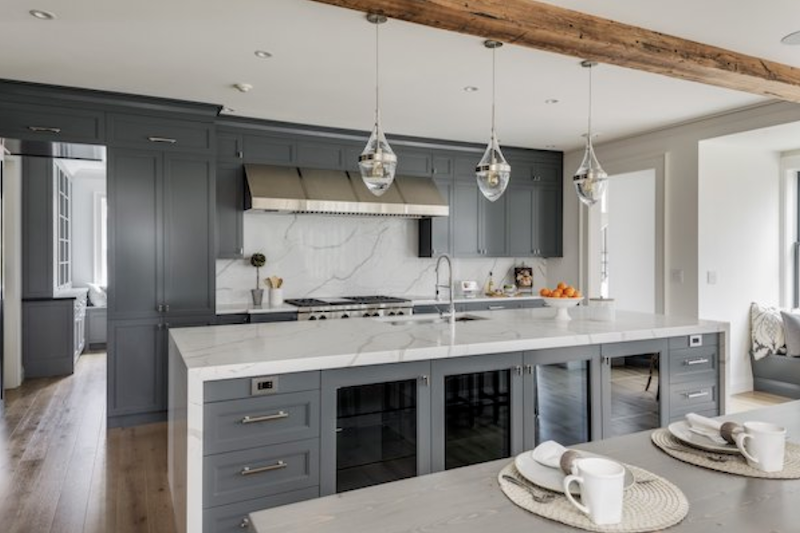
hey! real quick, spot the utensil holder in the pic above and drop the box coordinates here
[270,288,284,307]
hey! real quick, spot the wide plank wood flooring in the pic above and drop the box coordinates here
[0,352,177,533]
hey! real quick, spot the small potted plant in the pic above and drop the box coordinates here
[250,252,267,307]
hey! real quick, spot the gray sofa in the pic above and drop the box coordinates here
[752,355,800,399]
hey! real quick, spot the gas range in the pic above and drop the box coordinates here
[285,296,413,321]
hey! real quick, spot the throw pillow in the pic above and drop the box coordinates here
[781,311,800,357]
[750,302,786,360]
[86,282,107,308]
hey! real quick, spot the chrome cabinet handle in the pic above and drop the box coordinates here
[28,126,62,134]
[514,365,523,376]
[420,375,429,386]
[147,136,177,144]
[685,358,709,366]
[240,460,287,476]
[240,411,289,424]
[488,305,505,310]
[525,364,534,375]
[684,391,710,399]
[157,304,164,312]
[239,517,250,529]
[164,304,170,312]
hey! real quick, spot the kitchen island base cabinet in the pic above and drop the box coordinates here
[320,362,432,496]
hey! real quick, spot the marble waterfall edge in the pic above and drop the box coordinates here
[215,214,547,305]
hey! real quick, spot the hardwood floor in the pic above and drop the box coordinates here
[728,390,792,414]
[0,352,177,533]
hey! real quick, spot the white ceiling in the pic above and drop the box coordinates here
[1,1,798,150]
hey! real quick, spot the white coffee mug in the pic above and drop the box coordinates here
[734,421,786,472]
[563,457,625,525]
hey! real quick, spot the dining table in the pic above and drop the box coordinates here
[248,400,800,533]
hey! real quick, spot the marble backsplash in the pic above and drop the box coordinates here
[216,213,547,305]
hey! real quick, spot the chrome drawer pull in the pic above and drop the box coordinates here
[685,358,709,366]
[239,517,251,529]
[240,411,289,424]
[240,460,287,476]
[28,126,62,134]
[684,391,710,399]
[147,136,178,144]
[488,305,505,310]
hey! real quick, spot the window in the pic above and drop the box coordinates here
[93,192,107,286]
[55,164,71,290]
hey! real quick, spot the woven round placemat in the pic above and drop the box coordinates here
[498,462,688,533]
[651,428,800,479]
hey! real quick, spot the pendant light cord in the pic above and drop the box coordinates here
[375,21,380,126]
[587,64,593,142]
[491,46,497,136]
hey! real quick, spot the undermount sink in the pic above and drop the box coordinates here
[379,314,489,326]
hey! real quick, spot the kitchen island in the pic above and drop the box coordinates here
[168,307,728,533]
[248,401,800,533]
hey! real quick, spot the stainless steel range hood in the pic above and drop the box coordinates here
[244,165,449,217]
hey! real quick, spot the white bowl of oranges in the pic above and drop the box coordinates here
[539,283,583,321]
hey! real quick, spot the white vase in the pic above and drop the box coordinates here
[251,289,264,307]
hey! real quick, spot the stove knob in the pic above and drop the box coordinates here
[363,312,371,318]
[309,316,317,321]
[387,311,396,316]
[397,311,405,316]
[319,315,327,320]
[341,314,350,319]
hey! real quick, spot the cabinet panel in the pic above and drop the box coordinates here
[432,155,452,176]
[202,487,319,533]
[108,114,213,152]
[481,195,507,256]
[22,157,55,299]
[109,319,165,416]
[394,148,431,177]
[216,131,243,161]
[108,150,163,320]
[242,134,295,165]
[507,188,533,256]
[216,163,244,258]
[164,154,215,316]
[296,141,343,169]
[0,101,104,143]
[22,299,75,377]
[452,182,481,256]
[533,186,562,257]
[532,160,561,184]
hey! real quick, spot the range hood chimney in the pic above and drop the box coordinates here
[244,165,449,218]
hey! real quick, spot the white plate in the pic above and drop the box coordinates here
[514,450,634,494]
[667,421,740,454]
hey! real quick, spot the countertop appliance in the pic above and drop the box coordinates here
[285,295,413,321]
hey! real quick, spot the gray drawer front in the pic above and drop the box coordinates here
[670,382,718,415]
[249,312,298,323]
[457,301,522,312]
[215,314,249,325]
[108,113,213,151]
[205,371,320,403]
[669,406,719,424]
[519,299,544,309]
[204,439,319,508]
[669,333,719,349]
[203,487,319,533]
[204,390,320,455]
[670,346,718,383]
[413,305,442,315]
[0,102,104,143]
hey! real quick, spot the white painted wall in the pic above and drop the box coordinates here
[606,169,656,313]
[3,155,23,389]
[70,171,105,287]
[698,143,780,394]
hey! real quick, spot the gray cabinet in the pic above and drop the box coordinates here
[394,147,432,177]
[22,299,77,377]
[22,157,55,299]
[107,113,214,152]
[0,100,104,143]
[249,313,298,323]
[86,306,107,348]
[216,163,244,258]
[296,140,344,169]
[242,133,295,165]
[216,131,243,161]
[108,319,165,417]
[431,353,524,471]
[482,194,507,256]
[452,181,481,256]
[320,362,432,496]
[508,185,562,257]
[666,334,720,422]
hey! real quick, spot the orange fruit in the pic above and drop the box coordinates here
[564,287,576,298]
[557,282,567,290]
[540,288,551,297]
[552,289,563,298]
[574,289,582,298]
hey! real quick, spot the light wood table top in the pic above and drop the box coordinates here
[249,401,800,533]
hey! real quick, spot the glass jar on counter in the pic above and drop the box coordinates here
[588,298,615,321]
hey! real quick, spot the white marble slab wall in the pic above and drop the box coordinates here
[216,214,548,305]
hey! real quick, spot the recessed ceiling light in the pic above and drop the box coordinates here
[222,107,235,114]
[233,83,253,93]
[781,31,800,45]
[463,86,479,92]
[545,144,556,149]
[254,50,273,59]
[545,98,559,104]
[29,9,56,20]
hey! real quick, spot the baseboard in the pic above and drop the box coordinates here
[107,410,167,429]
[728,379,753,396]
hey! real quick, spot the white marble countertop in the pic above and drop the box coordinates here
[170,308,728,381]
[215,294,544,315]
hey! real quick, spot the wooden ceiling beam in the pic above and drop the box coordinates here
[310,0,800,102]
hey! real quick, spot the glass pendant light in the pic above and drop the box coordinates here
[573,60,608,206]
[476,40,511,202]
[359,13,397,197]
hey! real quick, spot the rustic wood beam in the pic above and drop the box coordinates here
[311,0,800,102]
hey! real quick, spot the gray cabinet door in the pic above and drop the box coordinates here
[394,148,432,177]
[22,157,55,299]
[216,163,244,259]
[108,114,213,153]
[108,149,163,320]
[481,195,507,256]
[452,182,481,257]
[242,133,295,165]
[533,186,562,257]
[217,131,243,161]
[0,101,104,143]
[108,319,165,417]
[164,154,215,317]
[296,140,344,169]
[22,299,75,377]
[507,188,533,256]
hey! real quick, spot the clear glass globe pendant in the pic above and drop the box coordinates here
[359,14,397,197]
[476,129,511,202]
[476,40,510,202]
[359,112,397,196]
[573,136,607,206]
[573,60,607,207]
